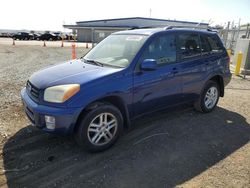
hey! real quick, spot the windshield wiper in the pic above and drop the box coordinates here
[83,58,103,67]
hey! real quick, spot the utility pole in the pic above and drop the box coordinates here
[236,18,241,40]
[246,23,250,39]
[224,21,230,48]
[149,8,152,18]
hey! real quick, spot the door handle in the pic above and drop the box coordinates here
[205,61,211,66]
[171,67,178,74]
[161,67,178,78]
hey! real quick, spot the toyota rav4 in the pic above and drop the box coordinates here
[21,27,231,152]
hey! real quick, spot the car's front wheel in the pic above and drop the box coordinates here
[75,103,123,152]
[194,80,220,113]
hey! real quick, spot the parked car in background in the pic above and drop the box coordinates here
[12,32,33,40]
[38,33,58,41]
[64,33,75,40]
[32,33,42,40]
[53,32,63,40]
[64,33,69,40]
[21,27,231,152]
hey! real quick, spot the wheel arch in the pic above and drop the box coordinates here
[208,75,224,97]
[73,95,130,133]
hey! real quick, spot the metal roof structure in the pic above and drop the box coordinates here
[64,17,209,30]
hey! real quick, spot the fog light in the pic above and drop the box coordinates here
[45,115,56,130]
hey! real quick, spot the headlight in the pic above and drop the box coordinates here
[44,84,80,103]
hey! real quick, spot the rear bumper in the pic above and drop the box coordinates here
[21,88,82,135]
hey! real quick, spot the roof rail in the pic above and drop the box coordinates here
[164,25,213,32]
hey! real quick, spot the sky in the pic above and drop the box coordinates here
[0,0,249,31]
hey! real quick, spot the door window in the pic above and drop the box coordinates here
[140,34,176,66]
[201,35,212,54]
[207,35,224,53]
[178,33,201,59]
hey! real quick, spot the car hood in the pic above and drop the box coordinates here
[29,59,122,89]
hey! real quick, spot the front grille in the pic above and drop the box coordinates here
[25,106,35,123]
[26,81,39,101]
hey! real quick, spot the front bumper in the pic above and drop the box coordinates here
[21,88,82,135]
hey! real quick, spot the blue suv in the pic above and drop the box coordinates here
[21,27,231,151]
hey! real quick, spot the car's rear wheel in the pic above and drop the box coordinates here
[75,103,123,152]
[194,80,220,113]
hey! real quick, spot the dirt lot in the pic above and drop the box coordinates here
[0,43,250,188]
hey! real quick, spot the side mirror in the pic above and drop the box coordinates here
[140,59,157,71]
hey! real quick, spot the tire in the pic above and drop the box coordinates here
[194,80,220,113]
[75,103,123,152]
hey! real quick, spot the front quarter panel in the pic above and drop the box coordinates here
[68,69,133,110]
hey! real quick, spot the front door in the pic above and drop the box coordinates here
[133,33,182,117]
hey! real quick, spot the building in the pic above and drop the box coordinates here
[63,17,209,43]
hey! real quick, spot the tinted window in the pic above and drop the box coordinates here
[207,35,224,53]
[201,35,212,54]
[140,34,176,65]
[178,33,201,59]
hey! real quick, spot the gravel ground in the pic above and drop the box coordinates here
[0,43,250,188]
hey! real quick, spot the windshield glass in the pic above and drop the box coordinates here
[83,34,148,68]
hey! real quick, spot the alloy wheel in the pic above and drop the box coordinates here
[204,86,218,109]
[87,113,118,146]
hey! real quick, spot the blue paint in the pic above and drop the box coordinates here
[21,28,231,135]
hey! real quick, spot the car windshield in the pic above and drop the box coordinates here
[83,34,148,68]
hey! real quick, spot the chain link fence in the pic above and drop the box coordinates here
[218,23,250,54]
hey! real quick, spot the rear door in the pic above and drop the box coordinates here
[176,32,206,101]
[200,34,221,73]
[133,33,182,117]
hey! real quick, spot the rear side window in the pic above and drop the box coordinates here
[178,33,201,59]
[140,34,176,65]
[201,35,212,54]
[207,35,224,53]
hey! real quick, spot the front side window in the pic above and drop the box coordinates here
[140,34,176,65]
[84,34,148,68]
[178,33,201,59]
